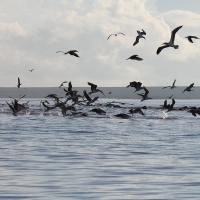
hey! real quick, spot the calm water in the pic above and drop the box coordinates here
[0,98,200,199]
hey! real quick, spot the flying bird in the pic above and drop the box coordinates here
[128,108,145,116]
[182,83,194,93]
[59,81,68,88]
[126,81,144,93]
[126,55,143,61]
[137,87,152,101]
[83,90,98,105]
[162,79,177,89]
[107,32,125,40]
[185,36,199,43]
[56,50,79,57]
[156,25,183,55]
[133,29,146,46]
[88,82,105,96]
[29,69,34,72]
[17,77,22,88]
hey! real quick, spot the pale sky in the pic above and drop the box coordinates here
[0,0,200,87]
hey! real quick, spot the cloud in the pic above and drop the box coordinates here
[0,0,200,87]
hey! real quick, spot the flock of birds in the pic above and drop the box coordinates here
[5,25,200,118]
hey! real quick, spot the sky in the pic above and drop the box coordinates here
[0,0,200,87]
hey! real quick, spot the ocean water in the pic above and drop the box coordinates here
[0,98,200,199]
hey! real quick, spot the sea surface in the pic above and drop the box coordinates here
[0,98,200,199]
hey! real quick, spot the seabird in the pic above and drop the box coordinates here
[156,25,183,55]
[133,29,146,46]
[107,32,125,40]
[59,81,68,88]
[6,101,18,116]
[114,113,131,119]
[83,90,98,105]
[185,36,199,43]
[108,91,112,94]
[90,108,106,115]
[56,50,79,57]
[29,69,34,72]
[128,108,144,116]
[182,83,194,93]
[126,81,144,93]
[162,79,177,89]
[166,99,176,112]
[126,55,143,61]
[137,87,152,101]
[17,77,22,88]
[188,109,200,117]
[167,95,173,99]
[88,82,105,96]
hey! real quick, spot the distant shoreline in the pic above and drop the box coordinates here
[0,87,200,99]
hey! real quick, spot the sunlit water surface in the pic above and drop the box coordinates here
[0,99,200,199]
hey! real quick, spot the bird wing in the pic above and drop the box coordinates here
[18,77,20,84]
[189,83,194,88]
[133,36,140,46]
[170,25,182,43]
[117,32,125,36]
[171,98,175,108]
[162,86,170,89]
[83,90,91,101]
[68,81,72,91]
[107,34,114,40]
[137,82,142,87]
[88,82,97,91]
[56,51,65,53]
[18,94,26,100]
[93,96,99,102]
[134,56,143,61]
[99,89,106,97]
[156,45,169,55]
[187,37,194,43]
[172,79,176,87]
[141,29,146,35]
[71,52,79,57]
[144,87,149,94]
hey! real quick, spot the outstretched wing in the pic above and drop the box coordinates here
[107,34,114,40]
[88,82,97,91]
[83,90,91,101]
[170,25,182,43]
[133,36,140,46]
[156,45,169,55]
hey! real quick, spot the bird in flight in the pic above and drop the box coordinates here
[185,36,199,43]
[182,83,195,93]
[126,55,143,61]
[17,77,22,88]
[59,81,68,88]
[107,32,125,40]
[133,29,146,46]
[56,50,79,57]
[126,81,144,93]
[137,87,152,101]
[162,79,177,89]
[83,90,99,105]
[88,82,105,96]
[156,25,183,55]
[29,69,34,72]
